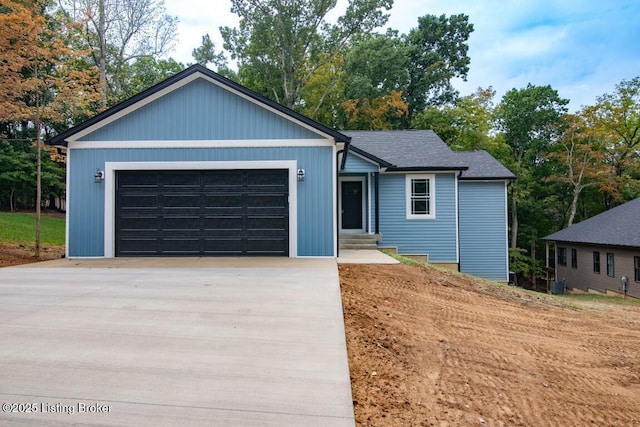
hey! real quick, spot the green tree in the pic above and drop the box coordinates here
[404,14,473,126]
[0,0,97,256]
[340,30,408,129]
[221,0,393,110]
[546,113,605,227]
[495,84,568,250]
[583,76,640,208]
[119,56,184,99]
[413,87,500,152]
[191,33,227,68]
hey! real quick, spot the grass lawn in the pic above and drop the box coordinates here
[0,212,65,245]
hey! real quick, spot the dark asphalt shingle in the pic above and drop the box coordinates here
[454,151,516,180]
[544,198,640,248]
[344,130,515,180]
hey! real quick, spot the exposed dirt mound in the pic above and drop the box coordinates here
[0,242,64,268]
[340,263,640,426]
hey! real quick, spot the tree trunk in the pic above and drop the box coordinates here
[567,184,581,226]
[98,0,107,108]
[510,190,518,249]
[35,121,42,258]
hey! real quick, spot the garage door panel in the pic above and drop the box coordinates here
[160,237,200,254]
[246,194,288,208]
[202,216,243,230]
[204,238,243,254]
[162,216,200,231]
[204,194,243,208]
[162,194,200,208]
[116,170,289,256]
[247,170,288,187]
[119,194,159,209]
[118,216,159,231]
[202,171,243,187]
[247,216,288,231]
[246,238,288,254]
[161,172,200,187]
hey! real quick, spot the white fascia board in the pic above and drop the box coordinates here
[103,160,298,258]
[67,72,338,144]
[68,139,335,149]
[64,148,71,259]
[382,169,461,175]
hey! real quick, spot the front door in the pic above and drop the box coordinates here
[341,180,363,231]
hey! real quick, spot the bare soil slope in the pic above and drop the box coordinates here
[0,243,64,268]
[340,263,640,426]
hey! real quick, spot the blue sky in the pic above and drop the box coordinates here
[164,0,640,112]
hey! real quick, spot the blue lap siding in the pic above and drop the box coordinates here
[459,181,509,281]
[377,173,458,262]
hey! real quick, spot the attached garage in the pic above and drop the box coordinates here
[48,64,349,258]
[116,169,289,256]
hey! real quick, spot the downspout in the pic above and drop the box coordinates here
[336,149,345,258]
[374,172,380,235]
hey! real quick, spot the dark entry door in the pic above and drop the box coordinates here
[341,180,363,230]
[115,169,289,256]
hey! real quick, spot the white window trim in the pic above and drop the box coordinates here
[405,174,435,220]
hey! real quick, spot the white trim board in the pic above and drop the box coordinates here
[69,139,335,149]
[103,160,298,258]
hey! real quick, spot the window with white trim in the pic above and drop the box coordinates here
[406,174,435,219]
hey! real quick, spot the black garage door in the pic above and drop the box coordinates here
[116,170,289,256]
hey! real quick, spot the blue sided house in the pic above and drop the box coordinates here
[48,65,515,281]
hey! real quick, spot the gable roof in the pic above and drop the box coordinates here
[455,151,516,180]
[343,130,515,180]
[543,198,640,248]
[47,64,350,147]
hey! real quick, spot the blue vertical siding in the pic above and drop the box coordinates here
[378,173,457,261]
[79,78,321,141]
[459,181,509,281]
[68,146,335,257]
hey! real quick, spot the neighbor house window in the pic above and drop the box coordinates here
[607,253,615,277]
[557,247,567,266]
[593,251,600,274]
[635,256,640,282]
[571,248,578,269]
[406,174,435,220]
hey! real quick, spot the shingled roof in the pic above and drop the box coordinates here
[344,130,515,180]
[454,151,516,180]
[544,198,640,248]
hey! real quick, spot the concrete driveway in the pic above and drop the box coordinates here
[0,258,354,426]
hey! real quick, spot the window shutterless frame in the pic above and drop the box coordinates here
[606,253,615,277]
[593,251,600,274]
[405,174,435,220]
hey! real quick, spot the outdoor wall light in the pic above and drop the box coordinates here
[297,168,305,181]
[94,169,104,183]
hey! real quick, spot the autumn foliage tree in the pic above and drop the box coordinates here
[0,0,98,255]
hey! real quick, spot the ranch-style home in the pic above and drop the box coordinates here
[544,198,640,298]
[48,64,515,281]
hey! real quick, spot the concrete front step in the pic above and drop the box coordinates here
[338,233,382,250]
[339,243,379,250]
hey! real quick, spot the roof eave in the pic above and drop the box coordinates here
[386,166,469,172]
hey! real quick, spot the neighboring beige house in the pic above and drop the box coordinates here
[544,198,640,298]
